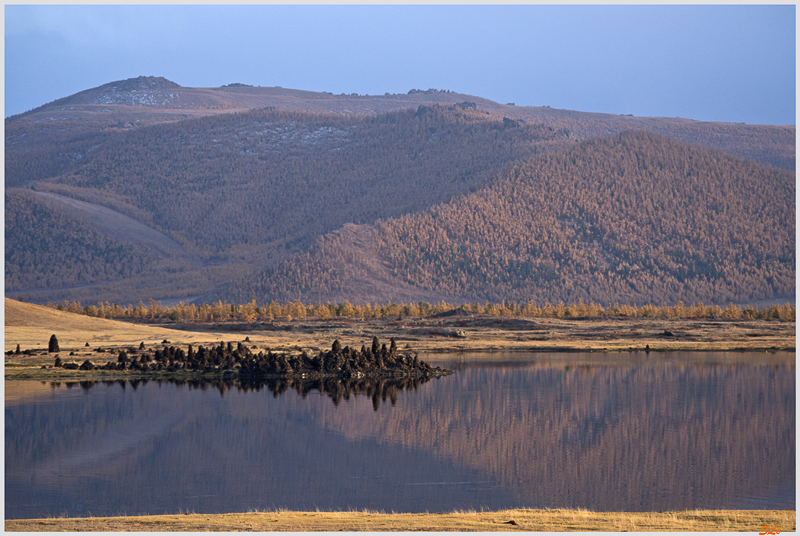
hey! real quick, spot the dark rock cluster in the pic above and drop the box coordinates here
[51,337,452,380]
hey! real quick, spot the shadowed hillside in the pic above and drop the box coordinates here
[30,106,567,257]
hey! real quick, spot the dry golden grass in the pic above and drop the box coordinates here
[4,298,233,351]
[6,298,795,355]
[5,508,795,532]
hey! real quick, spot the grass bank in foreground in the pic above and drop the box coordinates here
[5,508,795,532]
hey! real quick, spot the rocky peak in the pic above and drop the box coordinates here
[96,76,181,93]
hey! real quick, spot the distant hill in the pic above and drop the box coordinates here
[7,76,794,182]
[5,76,795,306]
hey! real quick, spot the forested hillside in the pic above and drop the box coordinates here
[5,77,796,306]
[5,189,217,303]
[5,189,161,290]
[7,105,572,303]
[221,132,794,306]
[33,106,567,256]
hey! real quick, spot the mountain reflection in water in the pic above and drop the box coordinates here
[5,352,795,519]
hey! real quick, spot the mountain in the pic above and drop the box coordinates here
[5,76,795,306]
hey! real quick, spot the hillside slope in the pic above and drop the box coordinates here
[5,76,795,306]
[31,106,567,257]
[221,131,794,306]
[7,105,568,303]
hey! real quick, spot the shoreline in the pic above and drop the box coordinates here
[5,508,795,532]
[6,342,794,382]
[6,314,795,382]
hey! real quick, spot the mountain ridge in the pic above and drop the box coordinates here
[9,76,794,170]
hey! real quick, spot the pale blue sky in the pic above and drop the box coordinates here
[5,4,796,124]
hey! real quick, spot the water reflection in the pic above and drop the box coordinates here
[63,374,436,411]
[5,352,795,519]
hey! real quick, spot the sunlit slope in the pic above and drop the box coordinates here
[4,298,212,351]
[229,131,794,305]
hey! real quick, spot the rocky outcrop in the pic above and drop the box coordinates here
[63,337,454,380]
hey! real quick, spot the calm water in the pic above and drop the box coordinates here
[5,351,795,519]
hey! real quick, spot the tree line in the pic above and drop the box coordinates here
[46,298,795,322]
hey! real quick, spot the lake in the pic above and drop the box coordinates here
[5,351,795,519]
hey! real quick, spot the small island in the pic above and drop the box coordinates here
[33,335,453,381]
